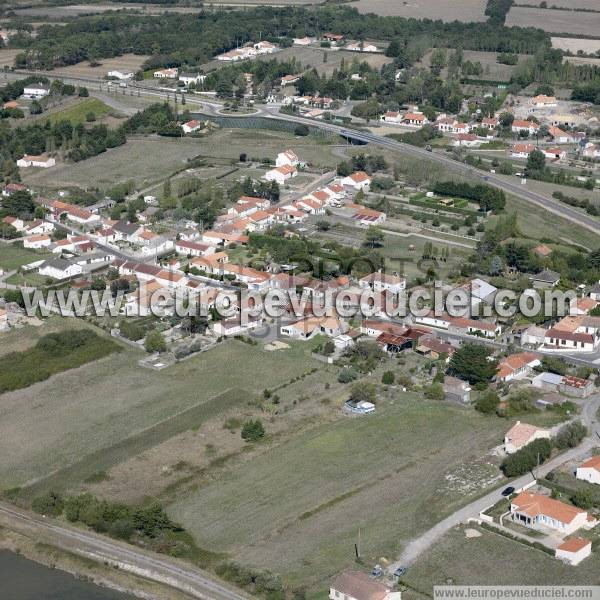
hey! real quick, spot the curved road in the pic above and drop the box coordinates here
[5,69,599,238]
[0,502,251,600]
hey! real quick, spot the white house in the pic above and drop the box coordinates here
[23,234,51,249]
[341,171,371,191]
[380,111,403,124]
[576,456,600,486]
[512,120,539,135]
[182,119,203,134]
[179,72,206,86]
[17,154,55,168]
[359,271,406,294]
[265,165,297,185]
[22,84,49,99]
[531,94,557,108]
[212,316,262,337]
[402,112,428,127]
[345,42,378,53]
[511,492,595,536]
[153,68,178,79]
[25,219,54,235]
[511,143,535,158]
[543,147,567,161]
[275,149,300,168]
[329,570,401,600]
[293,37,314,46]
[555,538,592,566]
[39,258,83,280]
[504,421,551,454]
[107,70,133,80]
[582,143,600,159]
[254,41,278,54]
[453,134,482,148]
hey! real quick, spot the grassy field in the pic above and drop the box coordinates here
[0,336,323,491]
[43,97,115,126]
[490,193,600,250]
[506,6,600,35]
[521,0,600,9]
[350,0,487,21]
[20,129,341,190]
[0,243,51,271]
[167,396,506,591]
[403,525,600,595]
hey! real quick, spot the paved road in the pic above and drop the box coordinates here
[387,394,600,573]
[5,69,599,238]
[0,502,251,600]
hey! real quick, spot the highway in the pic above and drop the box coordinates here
[0,502,251,600]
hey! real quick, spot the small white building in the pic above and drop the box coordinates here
[346,42,378,53]
[23,234,51,249]
[179,72,206,86]
[39,258,83,280]
[329,570,401,600]
[504,421,551,454]
[107,70,133,80]
[17,154,55,168]
[182,119,203,134]
[359,271,406,294]
[265,165,297,185]
[275,149,300,168]
[341,171,371,191]
[576,456,600,486]
[555,538,592,566]
[22,84,49,99]
[153,68,178,79]
[380,111,403,124]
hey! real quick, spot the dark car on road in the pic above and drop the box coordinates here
[501,486,515,497]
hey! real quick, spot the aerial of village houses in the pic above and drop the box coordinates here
[0,1,600,599]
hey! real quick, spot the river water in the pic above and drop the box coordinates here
[0,550,135,600]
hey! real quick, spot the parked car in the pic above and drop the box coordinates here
[371,565,383,577]
[501,486,515,497]
[393,566,408,578]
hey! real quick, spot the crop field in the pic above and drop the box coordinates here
[404,525,600,594]
[552,37,600,55]
[520,0,600,9]
[350,0,487,21]
[167,397,506,591]
[506,7,600,36]
[0,337,323,492]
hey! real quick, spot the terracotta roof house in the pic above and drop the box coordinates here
[496,352,541,382]
[555,537,592,566]
[576,455,600,486]
[504,421,550,454]
[511,491,595,535]
[329,570,400,600]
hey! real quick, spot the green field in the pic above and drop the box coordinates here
[167,396,507,591]
[43,97,114,126]
[0,243,50,271]
[404,525,600,594]
[0,335,322,491]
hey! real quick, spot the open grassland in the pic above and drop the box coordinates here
[491,191,600,251]
[552,37,600,54]
[20,129,341,190]
[506,6,600,36]
[50,54,150,79]
[167,397,506,591]
[43,97,115,125]
[404,525,600,594]
[350,0,487,21]
[0,243,51,270]
[0,337,322,492]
